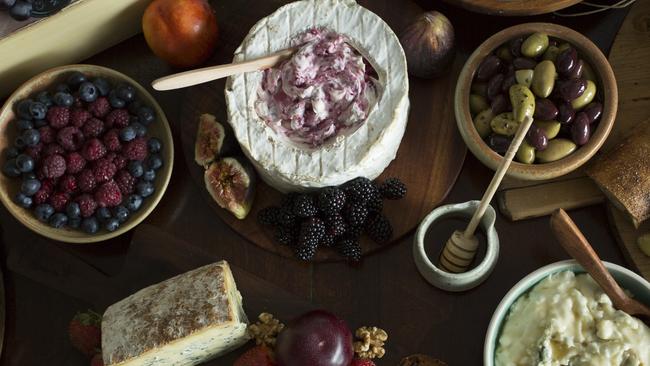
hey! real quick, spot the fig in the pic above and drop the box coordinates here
[275,310,353,366]
[195,113,226,168]
[399,11,455,79]
[204,157,255,219]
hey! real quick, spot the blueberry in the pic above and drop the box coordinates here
[15,154,34,173]
[78,82,98,103]
[128,100,142,115]
[108,90,125,109]
[5,147,19,159]
[53,92,74,107]
[14,193,32,208]
[48,213,68,228]
[68,218,81,229]
[2,159,21,177]
[66,202,81,219]
[96,207,112,222]
[131,122,147,137]
[9,0,32,21]
[28,102,47,120]
[112,205,129,223]
[145,154,163,171]
[21,178,41,196]
[55,83,71,93]
[15,99,33,120]
[21,128,40,146]
[137,106,155,125]
[92,77,110,97]
[16,119,34,131]
[125,194,143,212]
[142,169,156,182]
[128,161,144,178]
[136,181,154,197]
[119,126,136,142]
[66,72,86,87]
[14,136,26,149]
[104,218,120,232]
[34,204,54,222]
[147,138,162,153]
[35,91,53,107]
[33,119,48,128]
[0,0,16,10]
[116,84,136,102]
[81,217,99,234]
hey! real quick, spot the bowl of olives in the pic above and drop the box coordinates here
[455,23,617,180]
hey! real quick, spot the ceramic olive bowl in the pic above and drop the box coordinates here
[484,260,650,365]
[456,23,617,180]
[0,64,174,243]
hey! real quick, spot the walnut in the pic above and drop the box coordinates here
[353,326,388,359]
[399,354,448,366]
[248,312,284,347]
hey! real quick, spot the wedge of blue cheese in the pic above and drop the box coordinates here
[101,261,250,366]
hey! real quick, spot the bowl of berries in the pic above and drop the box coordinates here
[0,64,173,243]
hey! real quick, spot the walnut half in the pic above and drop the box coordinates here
[353,326,388,359]
[248,312,285,347]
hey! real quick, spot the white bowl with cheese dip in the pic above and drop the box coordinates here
[484,260,650,366]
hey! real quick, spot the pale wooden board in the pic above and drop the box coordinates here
[0,264,4,360]
[609,205,650,281]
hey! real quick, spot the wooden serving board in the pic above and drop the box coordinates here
[441,0,581,16]
[609,206,650,281]
[179,0,466,261]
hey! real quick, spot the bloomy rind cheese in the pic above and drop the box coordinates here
[101,261,250,366]
[225,0,409,192]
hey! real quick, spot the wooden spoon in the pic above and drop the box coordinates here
[550,209,650,321]
[151,47,296,91]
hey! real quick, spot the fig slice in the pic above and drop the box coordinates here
[204,157,256,219]
[195,113,226,168]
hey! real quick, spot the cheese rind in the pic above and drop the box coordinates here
[225,0,409,192]
[101,261,249,366]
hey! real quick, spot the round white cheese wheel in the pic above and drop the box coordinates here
[225,0,409,192]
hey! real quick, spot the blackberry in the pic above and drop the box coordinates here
[295,243,317,261]
[274,225,298,246]
[292,194,317,218]
[297,217,325,247]
[344,202,368,227]
[325,214,347,237]
[337,237,362,262]
[317,187,346,215]
[343,177,375,203]
[276,206,296,227]
[346,224,363,239]
[365,214,393,244]
[380,177,407,200]
[320,234,335,248]
[258,206,280,226]
[366,187,383,214]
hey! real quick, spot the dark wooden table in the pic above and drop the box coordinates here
[0,1,633,365]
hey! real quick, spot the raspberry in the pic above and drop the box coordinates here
[70,108,91,128]
[65,152,86,174]
[122,137,148,161]
[33,179,54,205]
[350,360,376,366]
[75,193,97,218]
[40,154,66,178]
[49,192,69,212]
[57,126,85,151]
[112,154,127,170]
[94,180,122,207]
[58,175,77,193]
[115,170,136,195]
[88,97,110,118]
[103,129,122,152]
[76,169,96,193]
[46,106,70,129]
[81,138,106,161]
[38,126,55,144]
[82,118,104,137]
[93,158,117,184]
[105,109,130,128]
[24,142,43,160]
[43,143,65,157]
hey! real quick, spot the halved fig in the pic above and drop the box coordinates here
[204,157,256,219]
[195,113,225,168]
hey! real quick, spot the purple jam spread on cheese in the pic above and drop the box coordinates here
[255,28,379,147]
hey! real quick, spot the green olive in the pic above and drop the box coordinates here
[531,60,556,98]
[473,109,494,138]
[521,32,549,58]
[638,234,650,257]
[571,79,597,110]
[496,45,513,62]
[509,84,535,123]
[471,82,488,98]
[558,42,571,52]
[534,120,561,139]
[582,62,597,82]
[542,45,560,62]
[536,139,577,163]
[516,141,536,164]
[515,69,534,88]
[470,94,490,116]
[490,112,519,136]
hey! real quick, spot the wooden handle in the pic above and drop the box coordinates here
[151,48,296,91]
[550,209,630,308]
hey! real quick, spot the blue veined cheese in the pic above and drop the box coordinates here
[496,271,650,366]
[225,0,409,192]
[101,261,249,366]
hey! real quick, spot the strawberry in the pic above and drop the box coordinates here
[234,345,276,366]
[350,360,376,366]
[90,353,104,366]
[69,310,102,357]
